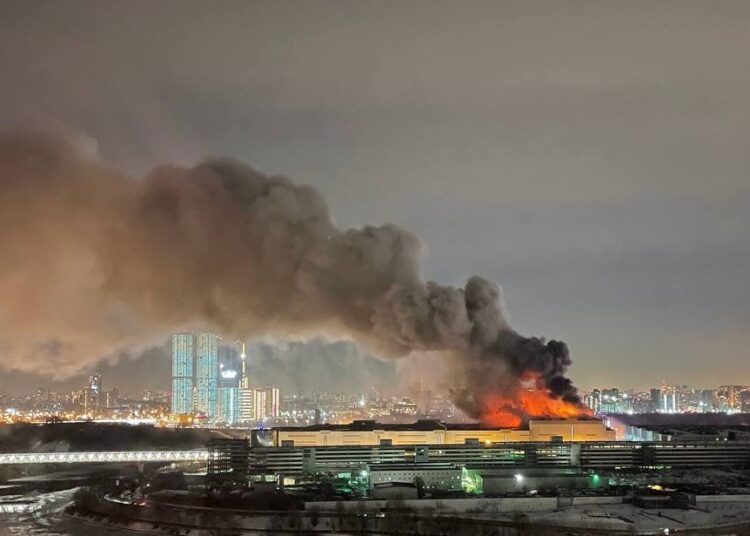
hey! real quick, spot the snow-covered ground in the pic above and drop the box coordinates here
[527,501,750,533]
[5,489,750,535]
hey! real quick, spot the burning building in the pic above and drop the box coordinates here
[270,418,615,447]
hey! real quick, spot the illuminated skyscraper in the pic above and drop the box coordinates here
[583,389,601,414]
[250,386,281,421]
[650,388,661,412]
[226,342,280,423]
[195,333,219,419]
[218,361,240,425]
[719,385,748,413]
[86,373,102,412]
[171,333,195,415]
[660,387,677,413]
[239,342,249,389]
[89,373,102,395]
[699,389,717,412]
[239,342,254,422]
[600,388,622,414]
[252,388,267,421]
[218,383,240,425]
[266,386,280,418]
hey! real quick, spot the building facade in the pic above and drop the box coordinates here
[207,439,251,482]
[217,366,240,426]
[195,333,219,419]
[249,440,750,479]
[218,386,240,425]
[171,333,195,415]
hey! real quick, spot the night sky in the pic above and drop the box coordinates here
[1,1,749,394]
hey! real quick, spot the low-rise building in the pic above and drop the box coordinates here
[271,418,615,448]
[369,464,463,493]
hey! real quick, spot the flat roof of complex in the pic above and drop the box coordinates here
[273,417,602,433]
[609,413,750,437]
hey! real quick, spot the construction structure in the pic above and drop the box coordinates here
[206,438,251,482]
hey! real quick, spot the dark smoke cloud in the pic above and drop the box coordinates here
[0,130,579,418]
[246,339,398,394]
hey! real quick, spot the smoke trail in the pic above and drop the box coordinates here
[0,130,581,419]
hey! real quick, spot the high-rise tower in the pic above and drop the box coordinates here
[88,373,102,411]
[195,333,219,419]
[217,342,240,425]
[218,367,240,425]
[239,342,254,422]
[171,333,195,415]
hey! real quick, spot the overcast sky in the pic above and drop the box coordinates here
[1,0,749,394]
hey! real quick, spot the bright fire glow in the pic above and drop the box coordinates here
[480,373,592,428]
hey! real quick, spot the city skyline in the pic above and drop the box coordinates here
[3,3,750,533]
[7,365,750,429]
[7,336,750,395]
[167,332,282,425]
[1,1,749,397]
[5,335,750,398]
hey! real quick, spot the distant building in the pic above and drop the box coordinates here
[207,439,250,482]
[171,333,195,415]
[240,389,255,423]
[170,335,273,424]
[238,343,255,422]
[699,389,717,412]
[83,373,103,413]
[252,389,267,421]
[600,388,622,413]
[251,386,280,421]
[719,385,748,413]
[218,366,240,425]
[266,386,280,418]
[105,388,119,409]
[584,389,601,414]
[649,389,661,412]
[88,374,102,407]
[392,399,419,417]
[195,333,219,419]
[660,387,677,413]
[233,343,280,423]
[218,385,240,425]
[239,342,249,389]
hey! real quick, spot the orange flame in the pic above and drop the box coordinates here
[480,373,592,428]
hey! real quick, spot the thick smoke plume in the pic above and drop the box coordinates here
[0,130,583,421]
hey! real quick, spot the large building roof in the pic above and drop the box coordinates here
[273,417,601,433]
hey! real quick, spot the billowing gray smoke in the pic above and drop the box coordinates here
[0,130,580,420]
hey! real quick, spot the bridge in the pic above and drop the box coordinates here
[0,450,208,465]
